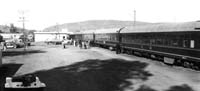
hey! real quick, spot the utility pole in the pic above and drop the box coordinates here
[134,10,136,26]
[18,10,28,51]
[19,11,26,32]
[56,23,60,40]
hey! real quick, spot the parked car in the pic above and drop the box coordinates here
[19,35,31,46]
[5,39,25,48]
[62,39,72,48]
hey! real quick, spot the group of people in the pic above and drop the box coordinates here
[62,37,91,49]
[73,40,90,49]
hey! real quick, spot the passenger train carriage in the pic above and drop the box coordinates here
[71,21,200,70]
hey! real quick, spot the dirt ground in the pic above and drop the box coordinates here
[0,42,200,91]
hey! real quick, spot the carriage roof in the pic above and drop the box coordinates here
[121,21,200,33]
[75,21,200,34]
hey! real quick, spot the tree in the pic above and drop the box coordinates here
[0,30,3,33]
[10,23,17,33]
[0,34,3,42]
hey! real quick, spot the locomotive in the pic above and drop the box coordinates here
[70,21,200,70]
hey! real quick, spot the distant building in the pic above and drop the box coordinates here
[34,32,70,42]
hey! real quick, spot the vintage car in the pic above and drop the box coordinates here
[62,39,72,48]
[4,74,46,91]
[19,35,31,46]
[5,39,25,48]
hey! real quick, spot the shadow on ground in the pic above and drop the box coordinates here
[20,59,152,91]
[165,84,195,91]
[2,50,46,57]
[135,85,157,91]
[135,84,195,91]
[0,63,23,91]
[0,59,195,91]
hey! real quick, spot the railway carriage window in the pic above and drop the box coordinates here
[190,40,195,48]
[163,39,169,46]
[123,36,128,43]
[132,39,135,43]
[150,39,156,44]
[156,39,162,45]
[168,39,172,46]
[135,39,138,43]
[139,39,142,43]
[143,39,149,44]
[107,35,110,41]
[172,39,179,46]
[125,36,129,43]
[183,40,189,48]
[131,39,133,43]
[122,36,127,43]
[142,39,145,44]
[110,35,114,41]
[131,36,135,43]
[125,37,129,43]
[119,36,122,42]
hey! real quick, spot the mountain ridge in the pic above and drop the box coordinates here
[43,20,150,32]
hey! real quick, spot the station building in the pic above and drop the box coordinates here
[34,32,71,42]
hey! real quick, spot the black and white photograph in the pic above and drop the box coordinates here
[0,0,200,91]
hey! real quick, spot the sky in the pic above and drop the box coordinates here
[0,0,200,30]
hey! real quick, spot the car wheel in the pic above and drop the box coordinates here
[13,45,17,48]
[27,43,31,46]
[3,46,7,51]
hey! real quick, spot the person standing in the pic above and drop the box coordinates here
[86,40,90,49]
[116,43,121,54]
[0,34,2,65]
[62,36,67,48]
[73,40,76,46]
[79,40,82,49]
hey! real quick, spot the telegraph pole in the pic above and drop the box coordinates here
[56,23,60,40]
[19,11,26,32]
[134,10,136,26]
[18,10,28,51]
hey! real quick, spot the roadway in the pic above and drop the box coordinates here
[1,43,200,91]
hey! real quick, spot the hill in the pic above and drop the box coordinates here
[0,25,30,33]
[0,25,10,33]
[43,20,150,32]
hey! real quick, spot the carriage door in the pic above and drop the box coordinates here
[93,33,95,42]
[117,32,122,43]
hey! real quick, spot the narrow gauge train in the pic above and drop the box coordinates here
[70,22,200,70]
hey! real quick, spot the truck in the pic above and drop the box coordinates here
[45,38,63,45]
